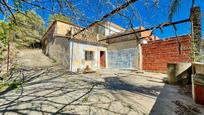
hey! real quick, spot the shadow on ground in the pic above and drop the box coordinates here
[0,67,166,115]
[0,67,96,115]
[104,77,162,97]
[150,84,204,115]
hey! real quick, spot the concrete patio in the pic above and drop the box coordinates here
[1,49,204,115]
[0,65,166,115]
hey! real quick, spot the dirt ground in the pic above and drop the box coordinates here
[15,49,55,67]
[0,49,204,115]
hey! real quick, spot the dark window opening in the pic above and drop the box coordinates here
[85,51,94,61]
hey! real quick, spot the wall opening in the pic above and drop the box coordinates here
[100,51,106,68]
[85,50,94,61]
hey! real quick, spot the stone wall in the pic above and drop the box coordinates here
[48,37,70,68]
[42,22,56,54]
[54,21,106,43]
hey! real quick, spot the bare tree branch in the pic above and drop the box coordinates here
[100,19,190,41]
[73,0,139,37]
[1,0,16,22]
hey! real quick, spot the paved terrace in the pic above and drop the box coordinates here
[0,49,203,115]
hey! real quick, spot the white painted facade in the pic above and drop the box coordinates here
[69,41,108,72]
[104,21,126,36]
[90,21,126,37]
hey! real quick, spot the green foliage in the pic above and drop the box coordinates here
[0,80,21,92]
[48,14,70,26]
[9,11,45,48]
[82,96,89,103]
[52,58,57,63]
[0,84,8,92]
[0,50,4,61]
[189,40,202,62]
[0,21,15,61]
[9,80,21,89]
[202,39,204,48]
[13,0,22,10]
[0,21,9,46]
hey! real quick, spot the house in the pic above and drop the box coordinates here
[42,20,108,72]
[42,20,158,72]
[89,21,126,36]
[89,21,158,70]
[104,26,158,69]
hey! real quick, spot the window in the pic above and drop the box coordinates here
[85,51,94,61]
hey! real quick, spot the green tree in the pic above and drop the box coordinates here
[0,21,9,61]
[9,11,45,48]
[0,21,9,46]
[0,21,15,63]
[48,14,70,26]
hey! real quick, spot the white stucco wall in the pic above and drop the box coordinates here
[104,22,125,36]
[105,25,122,36]
[69,41,108,72]
[108,40,140,69]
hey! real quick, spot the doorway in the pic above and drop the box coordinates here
[100,51,106,68]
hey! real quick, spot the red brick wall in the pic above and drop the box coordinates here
[141,35,192,73]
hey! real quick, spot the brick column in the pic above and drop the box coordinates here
[191,6,202,51]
